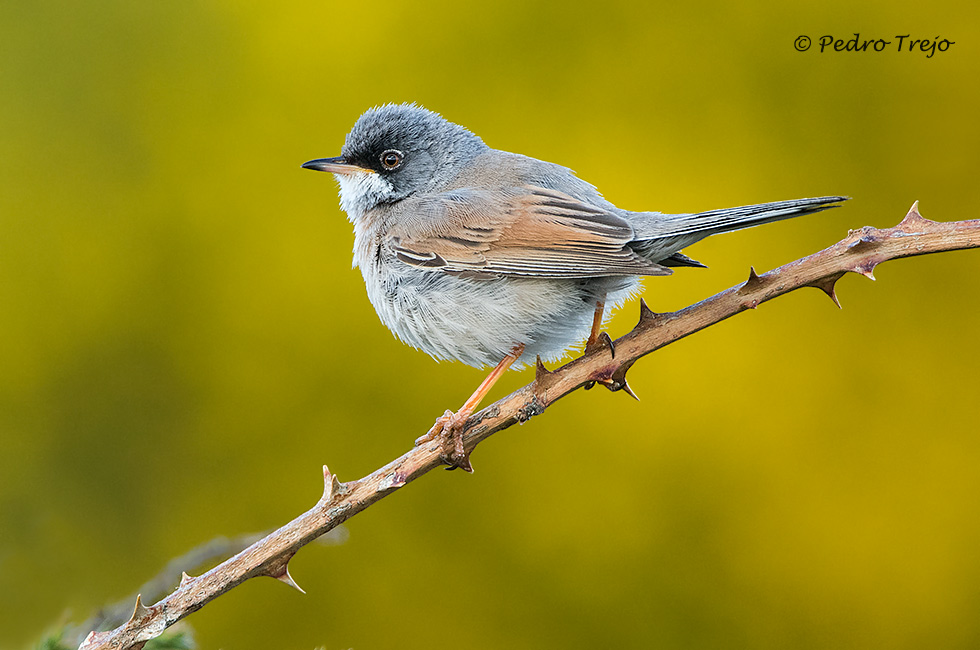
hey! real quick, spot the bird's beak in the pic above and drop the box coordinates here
[301,157,374,175]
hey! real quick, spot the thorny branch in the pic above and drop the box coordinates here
[80,203,980,650]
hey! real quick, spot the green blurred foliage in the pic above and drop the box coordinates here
[2,0,979,648]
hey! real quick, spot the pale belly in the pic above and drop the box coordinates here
[361,259,640,369]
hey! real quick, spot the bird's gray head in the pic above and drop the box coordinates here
[302,104,487,219]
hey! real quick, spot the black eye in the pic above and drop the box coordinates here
[380,149,403,170]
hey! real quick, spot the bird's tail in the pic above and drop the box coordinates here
[631,195,849,262]
[665,195,848,238]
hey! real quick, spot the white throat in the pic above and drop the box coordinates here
[335,171,394,222]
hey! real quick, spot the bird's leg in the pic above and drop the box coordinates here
[583,295,617,391]
[585,297,607,351]
[415,343,526,471]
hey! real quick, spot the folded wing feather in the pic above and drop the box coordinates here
[388,186,672,278]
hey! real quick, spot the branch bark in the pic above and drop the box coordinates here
[79,202,980,650]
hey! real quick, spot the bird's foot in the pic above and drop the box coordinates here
[584,330,616,358]
[583,297,614,391]
[583,330,616,391]
[415,409,474,472]
[413,344,525,473]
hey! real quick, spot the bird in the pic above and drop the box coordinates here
[302,103,846,470]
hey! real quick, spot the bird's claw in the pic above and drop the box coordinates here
[415,409,474,472]
[584,330,615,359]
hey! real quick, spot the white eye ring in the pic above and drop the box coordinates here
[380,149,404,170]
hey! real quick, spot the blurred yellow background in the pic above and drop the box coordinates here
[2,0,979,648]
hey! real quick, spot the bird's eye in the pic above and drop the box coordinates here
[380,149,403,170]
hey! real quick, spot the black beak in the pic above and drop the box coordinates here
[301,157,373,175]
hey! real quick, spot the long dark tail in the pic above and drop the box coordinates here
[663,195,849,239]
[631,196,848,265]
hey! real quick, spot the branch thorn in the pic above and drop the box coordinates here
[268,558,306,594]
[637,298,664,326]
[603,361,639,400]
[532,356,554,404]
[899,200,934,230]
[322,465,344,502]
[809,273,844,308]
[851,262,877,281]
[617,379,640,401]
[534,355,552,382]
[277,568,305,594]
[128,594,151,624]
[179,571,195,588]
[740,266,764,293]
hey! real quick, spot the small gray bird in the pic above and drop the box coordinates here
[303,103,845,468]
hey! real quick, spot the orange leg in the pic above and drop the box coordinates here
[585,296,607,350]
[416,343,526,471]
[583,295,615,392]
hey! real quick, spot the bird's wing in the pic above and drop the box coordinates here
[386,185,671,278]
